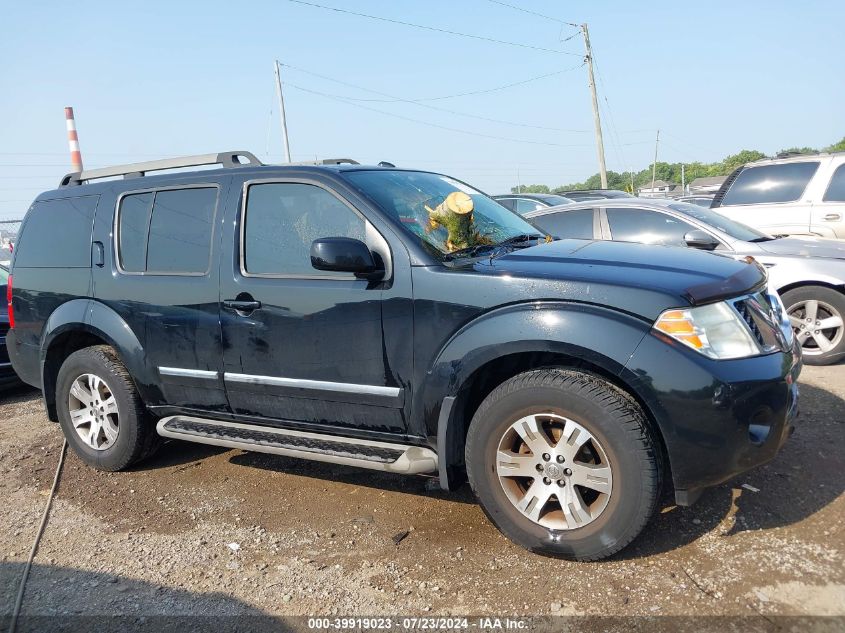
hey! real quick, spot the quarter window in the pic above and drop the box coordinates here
[823,164,845,202]
[606,208,697,247]
[14,196,99,268]
[720,162,819,205]
[117,186,217,274]
[243,183,366,276]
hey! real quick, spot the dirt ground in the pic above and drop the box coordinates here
[0,365,842,626]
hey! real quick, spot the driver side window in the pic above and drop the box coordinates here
[243,182,366,276]
[606,207,696,247]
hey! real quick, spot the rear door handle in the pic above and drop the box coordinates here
[92,241,104,267]
[222,299,262,312]
[823,213,842,221]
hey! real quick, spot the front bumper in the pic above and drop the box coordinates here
[622,332,802,504]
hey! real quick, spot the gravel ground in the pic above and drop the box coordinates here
[0,366,842,625]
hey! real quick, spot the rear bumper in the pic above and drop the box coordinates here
[5,329,40,388]
[622,333,802,504]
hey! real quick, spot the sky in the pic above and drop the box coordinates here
[0,0,843,220]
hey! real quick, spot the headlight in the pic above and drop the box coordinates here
[654,302,761,359]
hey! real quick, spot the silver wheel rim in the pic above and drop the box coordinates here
[787,299,844,356]
[68,373,120,450]
[496,413,612,530]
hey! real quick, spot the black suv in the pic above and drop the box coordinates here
[8,151,800,560]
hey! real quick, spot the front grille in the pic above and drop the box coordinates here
[733,293,789,352]
[735,300,765,346]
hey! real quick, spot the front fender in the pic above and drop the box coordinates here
[418,301,652,438]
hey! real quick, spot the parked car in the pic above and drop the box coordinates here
[677,194,714,207]
[525,198,845,365]
[561,189,633,202]
[8,151,800,560]
[493,193,575,214]
[712,152,845,238]
[1,262,18,386]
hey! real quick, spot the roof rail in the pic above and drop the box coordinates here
[59,150,263,187]
[288,158,360,166]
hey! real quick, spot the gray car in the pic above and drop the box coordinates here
[525,198,845,365]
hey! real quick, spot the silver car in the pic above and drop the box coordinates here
[525,198,845,365]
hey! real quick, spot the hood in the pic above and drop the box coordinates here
[473,239,766,311]
[753,236,845,260]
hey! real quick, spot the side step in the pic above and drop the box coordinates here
[156,416,438,475]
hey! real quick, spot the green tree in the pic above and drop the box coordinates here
[720,150,767,172]
[825,137,845,152]
[777,146,817,156]
[510,184,550,194]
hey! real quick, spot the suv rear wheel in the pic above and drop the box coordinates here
[782,285,845,366]
[56,345,160,471]
[465,369,661,560]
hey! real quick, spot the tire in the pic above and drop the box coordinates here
[781,286,845,366]
[465,369,661,561]
[56,345,160,471]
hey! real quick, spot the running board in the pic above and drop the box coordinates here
[156,416,438,475]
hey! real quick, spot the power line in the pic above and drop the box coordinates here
[283,0,582,56]
[280,62,591,133]
[301,67,583,103]
[483,0,580,27]
[284,82,594,148]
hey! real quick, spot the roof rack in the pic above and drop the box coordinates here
[59,150,263,187]
[288,158,360,166]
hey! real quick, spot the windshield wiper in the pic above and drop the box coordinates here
[442,233,546,261]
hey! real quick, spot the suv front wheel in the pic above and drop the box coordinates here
[56,345,160,471]
[466,369,661,560]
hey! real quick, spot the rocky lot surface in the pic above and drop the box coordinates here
[0,366,842,625]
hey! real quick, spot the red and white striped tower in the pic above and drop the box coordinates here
[64,107,84,172]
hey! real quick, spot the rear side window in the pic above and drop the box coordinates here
[515,199,545,215]
[117,187,217,274]
[823,164,845,202]
[14,195,99,268]
[243,182,366,276]
[534,209,595,239]
[720,162,819,205]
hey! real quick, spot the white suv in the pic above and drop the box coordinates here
[712,152,845,238]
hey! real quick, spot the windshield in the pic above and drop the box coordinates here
[667,202,771,242]
[343,170,544,259]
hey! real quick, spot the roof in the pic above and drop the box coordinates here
[638,180,675,190]
[688,176,727,187]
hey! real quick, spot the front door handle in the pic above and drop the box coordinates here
[823,213,842,221]
[223,299,262,312]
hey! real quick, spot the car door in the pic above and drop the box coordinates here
[810,160,845,238]
[218,176,408,435]
[716,162,819,236]
[93,179,230,412]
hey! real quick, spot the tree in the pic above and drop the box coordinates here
[720,150,767,173]
[777,146,817,156]
[825,137,845,153]
[510,184,550,194]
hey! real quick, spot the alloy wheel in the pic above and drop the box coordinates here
[68,373,120,450]
[496,413,612,530]
[788,299,844,357]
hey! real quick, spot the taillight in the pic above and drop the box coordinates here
[6,274,13,329]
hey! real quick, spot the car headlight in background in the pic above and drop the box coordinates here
[654,302,762,359]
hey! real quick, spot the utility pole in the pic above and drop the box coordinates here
[581,24,607,189]
[273,60,292,163]
[681,163,686,194]
[651,129,660,197]
[517,166,522,193]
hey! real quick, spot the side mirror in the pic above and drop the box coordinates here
[310,237,384,280]
[684,230,719,251]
